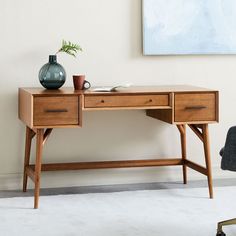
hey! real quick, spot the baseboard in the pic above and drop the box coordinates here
[0,166,235,191]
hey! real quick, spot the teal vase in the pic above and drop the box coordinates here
[39,55,66,89]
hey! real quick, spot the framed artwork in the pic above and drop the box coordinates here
[143,0,236,55]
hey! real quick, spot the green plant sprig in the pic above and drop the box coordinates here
[56,40,82,57]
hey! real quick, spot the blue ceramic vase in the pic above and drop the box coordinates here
[38,55,66,89]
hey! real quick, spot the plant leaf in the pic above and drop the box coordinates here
[56,40,82,57]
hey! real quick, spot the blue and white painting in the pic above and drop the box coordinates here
[143,0,236,55]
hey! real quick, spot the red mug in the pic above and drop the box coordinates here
[73,75,91,90]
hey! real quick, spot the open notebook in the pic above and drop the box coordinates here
[89,84,132,92]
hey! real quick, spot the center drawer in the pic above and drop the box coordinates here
[33,96,79,126]
[84,94,170,108]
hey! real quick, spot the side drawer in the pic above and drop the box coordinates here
[84,94,170,108]
[33,96,79,126]
[174,93,217,122]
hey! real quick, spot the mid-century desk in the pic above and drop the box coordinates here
[18,85,219,209]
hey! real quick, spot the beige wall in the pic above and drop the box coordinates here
[0,0,235,190]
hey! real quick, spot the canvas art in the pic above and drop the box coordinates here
[143,0,236,55]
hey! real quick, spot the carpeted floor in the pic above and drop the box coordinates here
[0,186,236,236]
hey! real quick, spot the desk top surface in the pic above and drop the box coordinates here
[20,85,217,95]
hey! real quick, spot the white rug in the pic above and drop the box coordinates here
[0,186,236,236]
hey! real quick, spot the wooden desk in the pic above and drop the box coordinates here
[18,85,219,208]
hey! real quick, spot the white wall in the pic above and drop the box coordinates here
[0,0,235,190]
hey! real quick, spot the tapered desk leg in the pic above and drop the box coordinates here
[23,127,35,192]
[177,125,187,184]
[34,129,44,209]
[202,124,213,199]
[181,125,187,184]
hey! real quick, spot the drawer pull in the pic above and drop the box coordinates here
[149,99,153,102]
[185,106,206,110]
[45,109,68,113]
[101,100,105,103]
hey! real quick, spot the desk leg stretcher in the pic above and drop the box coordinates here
[23,124,213,209]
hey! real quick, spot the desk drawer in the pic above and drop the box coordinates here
[84,94,170,108]
[174,93,217,122]
[34,96,79,126]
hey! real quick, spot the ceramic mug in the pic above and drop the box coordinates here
[73,75,91,90]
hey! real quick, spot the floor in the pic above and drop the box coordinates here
[1,178,236,198]
[1,180,236,236]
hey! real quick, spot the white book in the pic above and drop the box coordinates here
[89,84,132,92]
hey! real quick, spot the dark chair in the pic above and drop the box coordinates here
[217,126,236,236]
